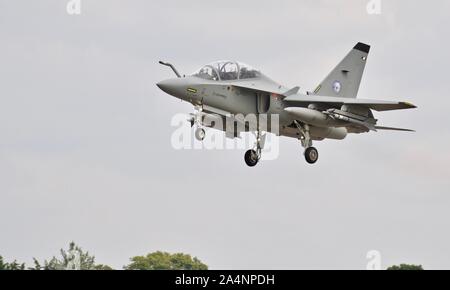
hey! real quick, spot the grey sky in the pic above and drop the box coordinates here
[0,0,449,269]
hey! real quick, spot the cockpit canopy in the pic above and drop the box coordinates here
[193,61,261,81]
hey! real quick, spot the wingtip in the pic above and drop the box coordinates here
[400,101,418,109]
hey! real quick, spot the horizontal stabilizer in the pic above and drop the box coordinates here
[375,126,415,132]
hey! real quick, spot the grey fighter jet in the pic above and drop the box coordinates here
[157,42,416,166]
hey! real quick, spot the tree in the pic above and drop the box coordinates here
[93,264,114,270]
[124,251,208,270]
[32,241,113,270]
[0,256,25,270]
[387,264,424,270]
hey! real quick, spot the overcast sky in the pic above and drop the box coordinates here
[1,0,450,269]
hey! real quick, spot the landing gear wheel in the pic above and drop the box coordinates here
[304,147,319,164]
[244,149,259,167]
[195,128,206,141]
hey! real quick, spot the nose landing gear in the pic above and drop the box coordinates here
[190,105,206,141]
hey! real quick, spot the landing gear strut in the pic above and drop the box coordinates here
[294,120,319,164]
[244,126,264,167]
[190,106,206,141]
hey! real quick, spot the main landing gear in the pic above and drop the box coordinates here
[244,129,265,167]
[294,120,319,164]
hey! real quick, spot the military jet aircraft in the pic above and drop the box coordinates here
[157,42,416,167]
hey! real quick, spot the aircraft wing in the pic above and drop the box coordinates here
[228,79,295,97]
[284,94,417,111]
[231,83,281,94]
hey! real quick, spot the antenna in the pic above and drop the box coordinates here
[158,61,182,78]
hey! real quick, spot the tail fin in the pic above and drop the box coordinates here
[312,42,370,98]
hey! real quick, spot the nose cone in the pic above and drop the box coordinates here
[156,79,170,92]
[156,78,185,98]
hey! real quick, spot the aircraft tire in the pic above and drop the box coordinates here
[304,147,319,164]
[195,128,206,141]
[244,150,259,167]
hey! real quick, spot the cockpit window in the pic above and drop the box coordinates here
[193,61,261,81]
[194,65,219,81]
[238,62,261,79]
[217,61,238,80]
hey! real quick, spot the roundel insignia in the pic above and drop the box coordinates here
[332,80,342,94]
